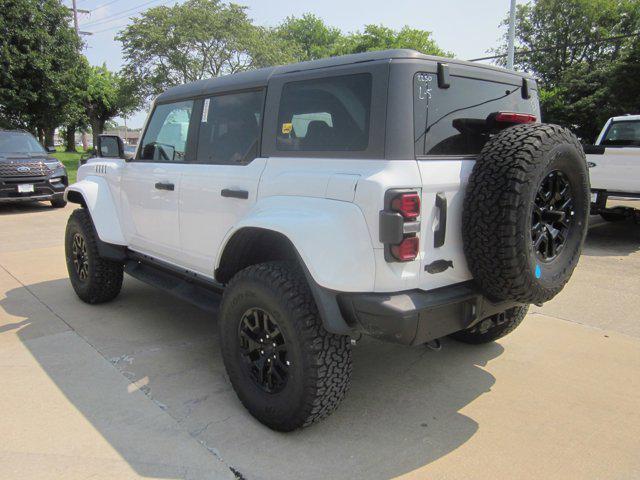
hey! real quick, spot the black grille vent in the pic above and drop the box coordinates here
[0,162,48,177]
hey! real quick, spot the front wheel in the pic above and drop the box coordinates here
[51,195,67,208]
[450,305,529,344]
[65,209,123,304]
[218,261,352,431]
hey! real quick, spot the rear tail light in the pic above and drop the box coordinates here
[390,192,420,219]
[494,112,537,124]
[390,236,419,262]
[380,190,421,262]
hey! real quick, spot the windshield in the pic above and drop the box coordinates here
[0,131,46,154]
[602,120,640,146]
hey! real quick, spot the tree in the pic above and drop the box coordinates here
[84,65,140,147]
[276,14,342,61]
[496,0,640,141]
[496,0,640,83]
[117,0,294,100]
[335,25,452,57]
[0,0,83,142]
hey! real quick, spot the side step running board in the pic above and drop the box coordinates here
[124,260,222,313]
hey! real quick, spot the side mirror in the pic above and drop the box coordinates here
[46,146,56,153]
[97,135,125,159]
[583,144,605,155]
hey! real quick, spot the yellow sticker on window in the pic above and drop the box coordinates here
[281,122,293,134]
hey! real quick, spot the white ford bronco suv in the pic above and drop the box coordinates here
[64,50,590,431]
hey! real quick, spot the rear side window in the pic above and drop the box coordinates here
[601,120,640,146]
[196,90,265,164]
[414,73,539,156]
[277,74,372,152]
[139,100,194,162]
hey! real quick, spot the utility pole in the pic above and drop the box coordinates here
[71,0,79,34]
[507,0,517,70]
[66,1,92,48]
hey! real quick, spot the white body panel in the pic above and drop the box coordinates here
[178,158,267,276]
[416,159,474,288]
[588,148,640,194]
[590,116,640,195]
[68,154,473,293]
[119,162,184,263]
[65,164,126,245]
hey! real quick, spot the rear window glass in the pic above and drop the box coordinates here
[602,120,640,146]
[277,74,371,152]
[414,73,539,156]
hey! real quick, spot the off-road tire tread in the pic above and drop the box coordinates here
[51,197,67,208]
[221,261,351,431]
[66,208,123,304]
[462,123,588,304]
[451,305,529,344]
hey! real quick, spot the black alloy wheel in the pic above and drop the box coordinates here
[237,307,290,394]
[531,170,574,261]
[72,232,89,281]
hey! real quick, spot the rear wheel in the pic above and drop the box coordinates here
[219,261,352,431]
[451,305,529,344]
[65,209,123,304]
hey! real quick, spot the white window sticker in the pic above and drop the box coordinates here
[201,98,210,122]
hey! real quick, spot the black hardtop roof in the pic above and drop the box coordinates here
[156,49,532,103]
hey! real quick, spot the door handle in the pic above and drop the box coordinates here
[221,189,249,199]
[434,192,447,248]
[155,182,175,191]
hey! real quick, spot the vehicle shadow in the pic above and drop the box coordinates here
[0,201,56,216]
[582,215,640,257]
[3,277,504,480]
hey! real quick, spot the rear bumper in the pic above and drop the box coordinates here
[338,282,522,345]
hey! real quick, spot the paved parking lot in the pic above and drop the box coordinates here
[1,201,639,480]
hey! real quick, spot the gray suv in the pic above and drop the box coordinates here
[0,130,68,207]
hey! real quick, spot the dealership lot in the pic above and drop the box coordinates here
[1,201,639,480]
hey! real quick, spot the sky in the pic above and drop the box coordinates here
[71,0,520,128]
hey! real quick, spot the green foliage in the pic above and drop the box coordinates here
[84,64,141,145]
[117,3,451,101]
[116,0,295,99]
[0,0,83,134]
[52,146,84,184]
[499,0,640,141]
[335,25,452,57]
[275,14,342,61]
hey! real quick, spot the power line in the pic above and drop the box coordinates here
[469,32,640,62]
[91,0,127,14]
[83,0,173,35]
[81,0,169,28]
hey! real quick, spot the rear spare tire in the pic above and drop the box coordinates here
[462,124,589,305]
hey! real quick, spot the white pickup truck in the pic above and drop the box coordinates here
[587,115,640,221]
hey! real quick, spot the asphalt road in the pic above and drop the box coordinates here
[1,200,639,480]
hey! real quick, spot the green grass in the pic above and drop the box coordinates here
[51,147,87,184]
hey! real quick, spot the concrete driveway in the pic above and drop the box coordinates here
[1,201,639,480]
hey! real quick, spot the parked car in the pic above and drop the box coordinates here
[63,49,590,430]
[0,129,67,207]
[585,115,640,221]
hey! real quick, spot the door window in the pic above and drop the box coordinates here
[276,74,372,152]
[139,100,194,162]
[196,90,264,165]
[602,120,640,147]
